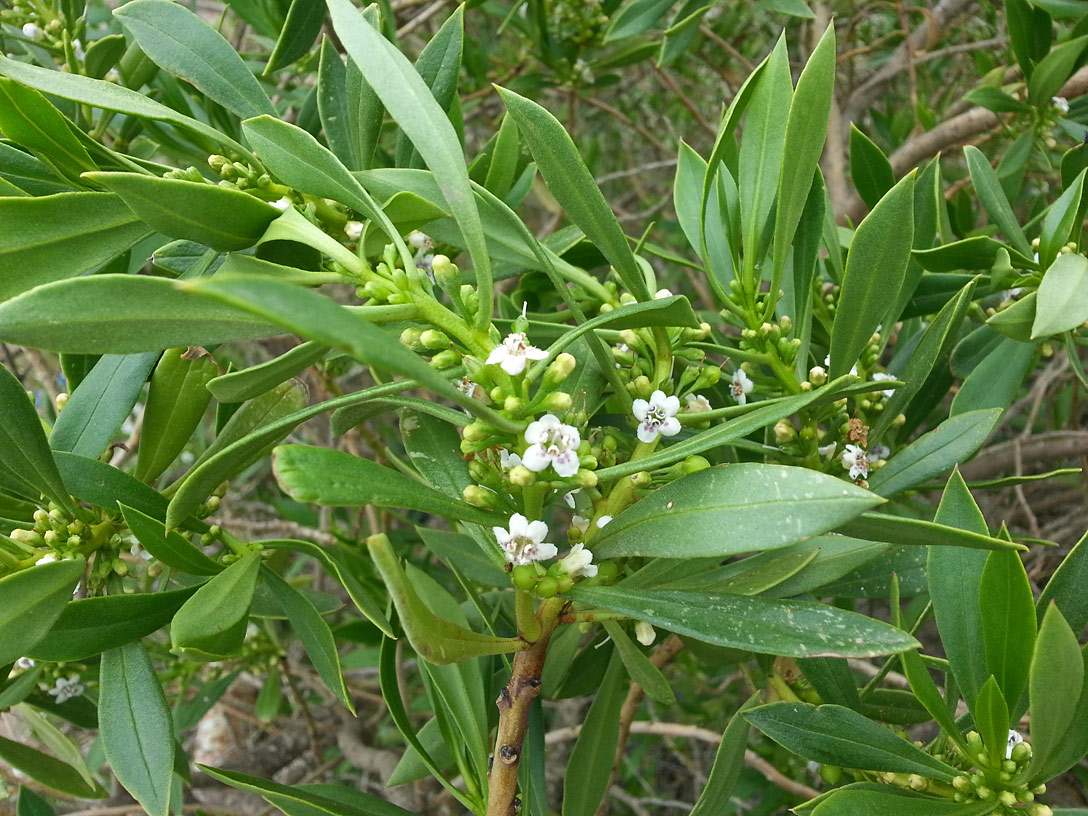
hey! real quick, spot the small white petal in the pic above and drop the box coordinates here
[486,346,506,366]
[596,515,612,528]
[562,490,579,508]
[658,417,682,437]
[522,444,552,472]
[637,423,659,444]
[632,399,649,422]
[525,346,549,361]
[527,520,550,543]
[501,355,527,375]
[551,451,580,478]
[662,394,680,416]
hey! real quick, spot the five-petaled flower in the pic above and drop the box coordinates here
[523,414,581,477]
[633,390,681,443]
[48,676,84,704]
[842,444,871,480]
[486,332,548,375]
[558,543,598,578]
[730,369,754,405]
[494,514,558,566]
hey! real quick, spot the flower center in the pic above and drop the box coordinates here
[646,406,668,424]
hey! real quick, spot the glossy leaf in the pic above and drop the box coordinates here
[16,787,56,816]
[951,337,1036,416]
[606,0,677,40]
[743,702,959,780]
[50,352,158,460]
[0,192,150,302]
[261,567,354,712]
[401,410,472,500]
[838,508,1022,552]
[849,124,894,210]
[987,291,1037,342]
[100,642,174,816]
[497,85,649,301]
[121,504,221,576]
[0,275,279,354]
[975,677,1011,768]
[900,648,968,751]
[1027,34,1088,105]
[55,452,170,524]
[809,789,1000,816]
[0,79,95,183]
[28,585,199,661]
[0,364,72,510]
[979,548,1036,713]
[0,559,85,666]
[86,172,280,252]
[1027,603,1084,782]
[274,444,501,527]
[829,171,915,378]
[592,463,883,559]
[1038,529,1088,634]
[689,696,758,816]
[206,341,329,403]
[562,653,626,816]
[1038,170,1085,269]
[568,585,919,658]
[964,145,1032,257]
[170,551,260,660]
[868,409,1001,497]
[0,735,106,798]
[1033,252,1088,338]
[327,0,493,324]
[113,0,275,120]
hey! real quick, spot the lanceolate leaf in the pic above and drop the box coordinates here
[170,551,261,660]
[0,559,85,666]
[744,702,960,780]
[0,736,106,799]
[265,0,326,73]
[113,0,276,120]
[829,171,916,378]
[0,79,95,183]
[979,549,1036,714]
[121,504,222,576]
[1027,603,1085,783]
[0,364,72,511]
[568,585,919,658]
[592,464,883,559]
[1033,252,1088,338]
[808,788,1002,816]
[561,653,626,816]
[100,642,175,816]
[496,85,650,302]
[964,145,1033,257]
[1037,529,1088,634]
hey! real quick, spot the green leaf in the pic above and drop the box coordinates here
[674,141,707,258]
[121,504,222,576]
[100,642,175,816]
[327,0,492,325]
[55,452,171,524]
[0,559,85,666]
[367,534,525,664]
[50,352,158,460]
[28,585,199,661]
[602,620,674,705]
[207,341,328,403]
[170,551,261,660]
[181,273,517,430]
[928,470,991,712]
[738,36,790,282]
[0,364,72,510]
[0,275,279,354]
[273,444,500,527]
[0,736,106,798]
[912,236,1034,273]
[975,677,1011,768]
[809,789,1001,816]
[849,124,895,211]
[964,145,1032,258]
[900,649,968,752]
[1027,34,1088,105]
[85,172,280,253]
[979,549,1036,713]
[496,85,648,301]
[401,410,472,500]
[17,787,56,816]
[830,171,916,378]
[568,585,919,658]
[868,409,1002,497]
[592,464,883,559]
[951,338,1036,416]
[987,291,1037,342]
[261,567,353,712]
[199,765,414,816]
[562,652,626,816]
[1033,252,1088,338]
[770,23,835,311]
[1038,171,1085,270]
[690,696,758,816]
[113,0,275,120]
[743,702,960,780]
[0,79,95,184]
[135,348,217,483]
[0,193,150,302]
[605,0,678,40]
[1038,529,1088,634]
[265,0,325,73]
[1027,603,1085,782]
[965,85,1033,114]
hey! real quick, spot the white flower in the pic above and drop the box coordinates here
[523,414,581,477]
[493,514,557,566]
[634,621,656,646]
[571,515,590,535]
[1053,96,1070,114]
[21,22,43,40]
[344,221,363,240]
[486,332,548,375]
[559,543,598,578]
[842,444,871,480]
[35,554,56,566]
[871,444,891,462]
[130,542,153,561]
[16,657,34,670]
[824,354,858,377]
[730,369,754,406]
[632,390,681,443]
[499,449,522,470]
[817,441,837,459]
[871,372,896,398]
[48,676,84,704]
[655,288,674,299]
[596,515,612,528]
[1006,730,1024,759]
[271,196,293,211]
[562,490,579,508]
[685,394,712,413]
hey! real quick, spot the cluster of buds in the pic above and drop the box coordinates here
[944,731,1049,813]
[5,504,92,571]
[206,155,278,195]
[738,315,803,366]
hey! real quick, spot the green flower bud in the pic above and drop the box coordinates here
[695,365,720,388]
[908,775,927,791]
[67,520,84,536]
[629,471,652,488]
[1016,790,1034,804]
[1011,741,1032,762]
[579,454,598,469]
[512,564,537,590]
[420,329,450,350]
[430,349,460,369]
[619,292,636,305]
[463,421,495,442]
[632,375,651,398]
[468,459,491,483]
[1002,760,1018,774]
[952,776,972,792]
[55,392,68,412]
[66,534,81,548]
[503,396,525,414]
[43,530,59,547]
[542,392,572,413]
[577,469,598,488]
[976,787,993,800]
[463,485,499,507]
[545,353,577,386]
[113,559,129,576]
[1030,804,1052,816]
[682,455,710,473]
[509,465,535,487]
[998,791,1016,807]
[774,421,796,444]
[819,765,843,785]
[535,576,559,598]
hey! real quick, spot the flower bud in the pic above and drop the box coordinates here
[952,776,971,792]
[774,421,796,444]
[512,564,538,590]
[430,349,460,369]
[682,455,710,473]
[463,421,495,442]
[509,465,535,487]
[55,392,69,412]
[695,365,720,388]
[629,471,652,488]
[576,469,598,488]
[1011,741,1032,762]
[1030,804,1052,816]
[503,396,525,414]
[420,329,449,349]
[632,375,651,398]
[634,621,656,645]
[463,485,499,507]
[545,353,577,386]
[908,775,927,791]
[542,392,572,413]
[535,576,559,598]
[808,366,827,386]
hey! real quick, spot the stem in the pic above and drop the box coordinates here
[486,598,563,816]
